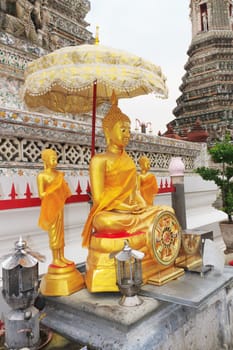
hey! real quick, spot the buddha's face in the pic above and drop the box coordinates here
[142,158,150,171]
[46,153,57,169]
[109,120,131,148]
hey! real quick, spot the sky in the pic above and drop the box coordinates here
[86,0,191,134]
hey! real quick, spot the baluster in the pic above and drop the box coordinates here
[9,183,17,200]
[86,181,91,194]
[24,183,32,199]
[75,181,82,195]
[159,179,163,190]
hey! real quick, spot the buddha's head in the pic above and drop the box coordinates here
[41,148,57,169]
[102,91,131,148]
[139,156,150,172]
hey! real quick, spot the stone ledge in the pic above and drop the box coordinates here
[42,289,162,329]
[40,267,233,350]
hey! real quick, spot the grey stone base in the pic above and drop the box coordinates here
[41,268,233,350]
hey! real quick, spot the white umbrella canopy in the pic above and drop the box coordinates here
[22,44,168,114]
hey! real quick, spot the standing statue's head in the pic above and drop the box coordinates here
[41,148,57,169]
[139,155,150,171]
[102,90,131,146]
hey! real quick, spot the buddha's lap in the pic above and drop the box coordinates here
[90,205,174,253]
[92,205,174,232]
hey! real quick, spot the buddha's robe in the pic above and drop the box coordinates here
[139,173,158,205]
[82,151,172,248]
[38,172,71,249]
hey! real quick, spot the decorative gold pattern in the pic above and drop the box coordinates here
[149,210,182,266]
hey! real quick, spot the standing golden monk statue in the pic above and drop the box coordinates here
[37,149,84,295]
[37,148,73,267]
[82,93,182,292]
[138,155,158,206]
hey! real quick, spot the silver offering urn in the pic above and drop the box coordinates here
[1,237,45,350]
[110,240,144,307]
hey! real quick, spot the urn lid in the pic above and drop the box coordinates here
[1,236,45,270]
[169,157,185,176]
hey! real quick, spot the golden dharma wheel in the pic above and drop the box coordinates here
[149,210,182,266]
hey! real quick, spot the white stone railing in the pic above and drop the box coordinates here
[0,105,203,173]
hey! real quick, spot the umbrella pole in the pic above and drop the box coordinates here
[91,80,97,157]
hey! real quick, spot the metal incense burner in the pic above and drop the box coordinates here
[110,240,144,307]
[1,237,45,350]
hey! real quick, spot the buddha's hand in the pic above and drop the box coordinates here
[40,191,47,199]
[40,190,53,198]
[131,204,146,214]
[42,190,53,198]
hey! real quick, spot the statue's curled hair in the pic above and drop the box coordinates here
[102,91,130,131]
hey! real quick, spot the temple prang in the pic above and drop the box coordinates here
[169,0,233,143]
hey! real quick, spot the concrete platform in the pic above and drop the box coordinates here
[141,266,233,308]
[41,267,233,350]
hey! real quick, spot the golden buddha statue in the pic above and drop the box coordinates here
[138,155,158,206]
[37,149,84,295]
[83,93,184,291]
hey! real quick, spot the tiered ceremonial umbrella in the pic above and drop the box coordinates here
[22,44,168,156]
